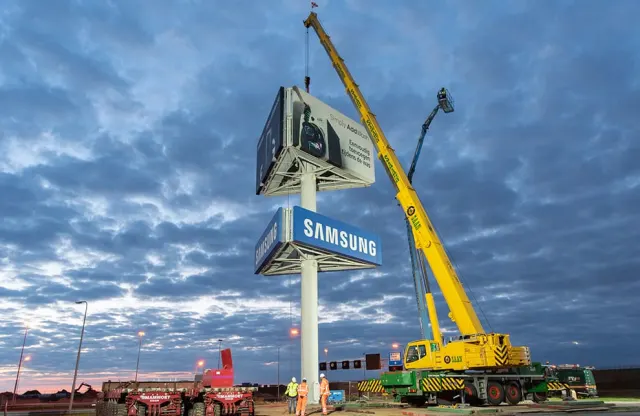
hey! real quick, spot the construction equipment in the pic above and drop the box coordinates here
[96,349,256,416]
[302,11,568,406]
[546,364,599,398]
[405,88,454,341]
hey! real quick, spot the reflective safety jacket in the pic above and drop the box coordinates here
[297,382,308,398]
[320,378,329,396]
[285,381,299,397]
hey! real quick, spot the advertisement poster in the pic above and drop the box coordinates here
[289,87,375,184]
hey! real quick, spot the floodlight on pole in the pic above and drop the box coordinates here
[196,360,205,377]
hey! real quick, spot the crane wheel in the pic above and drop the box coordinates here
[505,382,522,405]
[532,392,548,403]
[486,381,504,406]
[463,382,481,406]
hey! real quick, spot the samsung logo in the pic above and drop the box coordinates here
[256,222,279,266]
[303,218,377,257]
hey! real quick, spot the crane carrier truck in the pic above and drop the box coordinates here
[96,349,256,416]
[302,11,570,407]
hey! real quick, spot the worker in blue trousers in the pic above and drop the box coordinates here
[284,377,299,414]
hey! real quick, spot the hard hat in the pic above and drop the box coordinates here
[320,373,325,378]
[302,378,307,382]
[292,377,296,382]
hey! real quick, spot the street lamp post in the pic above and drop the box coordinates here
[69,301,88,411]
[277,346,281,399]
[13,325,29,404]
[195,360,205,379]
[217,339,223,368]
[289,327,299,378]
[134,331,145,383]
[15,356,31,396]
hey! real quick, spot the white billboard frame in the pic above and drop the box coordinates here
[257,86,376,197]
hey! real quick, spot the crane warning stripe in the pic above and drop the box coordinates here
[357,379,385,393]
[546,382,570,391]
[420,377,464,392]
[494,345,509,366]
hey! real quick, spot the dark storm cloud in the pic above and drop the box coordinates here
[0,0,639,392]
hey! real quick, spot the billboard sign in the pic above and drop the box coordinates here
[255,87,285,195]
[254,208,285,274]
[287,87,375,184]
[389,351,402,367]
[291,206,382,266]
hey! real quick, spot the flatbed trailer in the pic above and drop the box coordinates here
[97,349,256,416]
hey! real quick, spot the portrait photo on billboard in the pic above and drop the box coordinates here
[289,87,375,184]
[291,88,344,169]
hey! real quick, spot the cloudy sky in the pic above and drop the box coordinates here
[1,0,639,393]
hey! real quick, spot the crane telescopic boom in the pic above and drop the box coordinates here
[303,11,483,336]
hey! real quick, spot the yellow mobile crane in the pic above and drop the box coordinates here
[302,11,530,373]
[303,11,568,406]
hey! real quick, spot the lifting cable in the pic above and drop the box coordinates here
[304,27,310,93]
[304,2,313,93]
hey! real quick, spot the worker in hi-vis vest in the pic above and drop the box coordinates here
[295,378,308,416]
[284,377,299,414]
[319,373,330,415]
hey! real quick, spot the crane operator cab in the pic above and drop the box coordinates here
[437,88,455,113]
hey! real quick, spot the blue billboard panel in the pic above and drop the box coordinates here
[389,351,402,367]
[291,206,382,266]
[254,208,285,274]
[256,87,285,195]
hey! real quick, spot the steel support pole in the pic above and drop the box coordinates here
[69,301,88,411]
[12,328,28,404]
[134,336,143,382]
[300,164,319,403]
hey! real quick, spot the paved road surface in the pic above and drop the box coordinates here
[525,413,640,415]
